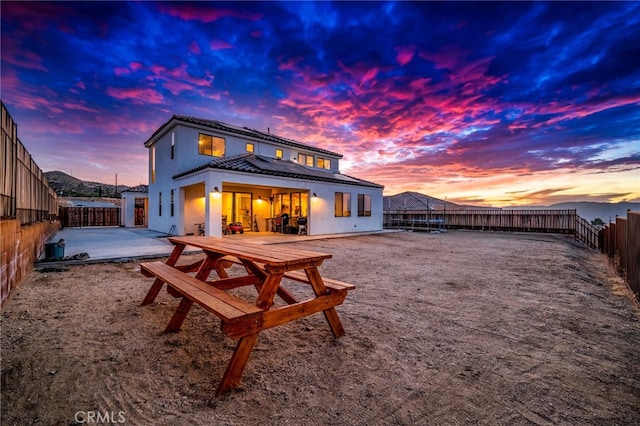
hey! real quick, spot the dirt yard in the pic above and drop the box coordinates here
[2,231,639,425]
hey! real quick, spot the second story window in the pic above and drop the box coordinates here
[298,152,315,167]
[246,142,254,153]
[275,149,283,159]
[198,133,225,157]
[171,132,175,159]
[170,189,174,217]
[151,146,156,183]
[317,157,331,170]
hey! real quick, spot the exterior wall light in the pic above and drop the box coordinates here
[312,193,318,198]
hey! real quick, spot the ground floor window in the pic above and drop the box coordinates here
[358,194,371,217]
[335,192,351,217]
[273,192,308,217]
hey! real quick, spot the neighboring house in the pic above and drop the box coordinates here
[384,191,451,212]
[383,191,493,228]
[120,185,149,228]
[383,191,451,228]
[144,115,384,237]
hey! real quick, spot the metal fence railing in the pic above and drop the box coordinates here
[384,209,599,249]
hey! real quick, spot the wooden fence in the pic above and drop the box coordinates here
[59,207,121,227]
[1,102,60,306]
[600,212,639,302]
[384,209,599,249]
[1,101,58,223]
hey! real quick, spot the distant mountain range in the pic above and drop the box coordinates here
[44,171,129,197]
[507,202,640,223]
[45,171,637,222]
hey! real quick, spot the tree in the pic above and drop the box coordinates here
[591,218,605,226]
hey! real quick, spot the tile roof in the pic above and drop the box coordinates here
[145,114,343,158]
[173,153,383,189]
[383,191,452,210]
[121,184,148,193]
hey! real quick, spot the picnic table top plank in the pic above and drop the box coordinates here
[168,236,332,267]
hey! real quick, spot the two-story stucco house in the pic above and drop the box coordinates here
[144,115,384,237]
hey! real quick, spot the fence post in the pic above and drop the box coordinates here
[615,217,627,278]
[627,212,639,301]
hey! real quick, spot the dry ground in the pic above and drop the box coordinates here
[2,230,639,425]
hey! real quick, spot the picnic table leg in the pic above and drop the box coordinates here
[164,298,194,333]
[241,260,299,305]
[196,254,224,281]
[163,255,224,332]
[255,272,285,310]
[141,244,186,305]
[217,333,259,395]
[305,267,346,338]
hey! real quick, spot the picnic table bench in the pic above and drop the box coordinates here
[139,235,355,395]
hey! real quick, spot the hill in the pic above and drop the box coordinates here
[44,171,129,197]
[548,202,640,223]
[509,202,640,223]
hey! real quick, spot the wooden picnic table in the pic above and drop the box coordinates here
[139,235,355,395]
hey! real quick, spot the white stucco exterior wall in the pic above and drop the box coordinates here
[120,191,148,228]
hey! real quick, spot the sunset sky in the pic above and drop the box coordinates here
[1,1,638,207]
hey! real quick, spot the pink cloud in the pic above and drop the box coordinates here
[130,62,144,71]
[1,2,78,33]
[60,101,97,113]
[148,63,213,89]
[418,45,472,73]
[210,39,234,50]
[114,67,130,76]
[55,120,85,134]
[1,38,48,72]
[361,67,378,85]
[158,4,261,23]
[188,41,201,54]
[105,87,165,104]
[522,93,640,129]
[1,71,65,112]
[162,80,196,95]
[9,92,63,113]
[278,56,304,71]
[272,50,515,171]
[395,46,415,66]
[109,62,214,96]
